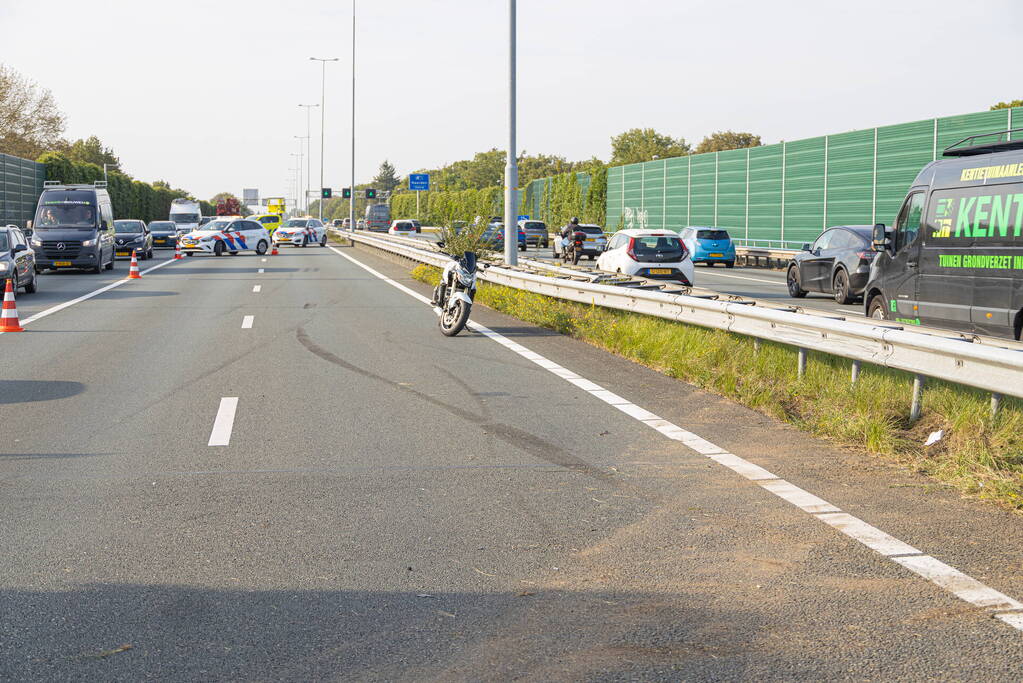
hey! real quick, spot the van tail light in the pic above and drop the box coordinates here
[626,237,638,261]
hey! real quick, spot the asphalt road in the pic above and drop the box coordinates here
[3,239,1023,680]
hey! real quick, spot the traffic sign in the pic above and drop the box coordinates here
[409,173,430,191]
[518,215,529,221]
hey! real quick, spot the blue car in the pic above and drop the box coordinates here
[482,223,527,251]
[679,227,736,267]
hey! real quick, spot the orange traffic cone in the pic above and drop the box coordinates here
[174,241,183,259]
[128,250,142,279]
[270,241,279,256]
[0,278,24,332]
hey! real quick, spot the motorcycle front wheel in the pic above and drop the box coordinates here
[439,300,471,337]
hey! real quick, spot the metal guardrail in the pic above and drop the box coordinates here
[335,230,1023,410]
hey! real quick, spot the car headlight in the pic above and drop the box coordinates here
[81,238,96,247]
[0,262,8,273]
[31,237,42,247]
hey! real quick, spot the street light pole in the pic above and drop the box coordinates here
[292,141,305,212]
[503,0,518,265]
[298,103,319,212]
[290,153,302,213]
[310,57,339,222]
[349,0,356,233]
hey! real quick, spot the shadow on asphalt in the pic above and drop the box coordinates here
[152,268,300,275]
[0,379,85,404]
[0,584,753,681]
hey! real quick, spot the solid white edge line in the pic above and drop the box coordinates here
[328,243,1023,633]
[1,256,178,335]
[241,315,254,329]
[208,397,239,446]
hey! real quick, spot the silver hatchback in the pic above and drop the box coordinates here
[519,220,549,248]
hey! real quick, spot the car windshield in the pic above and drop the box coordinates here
[524,221,546,231]
[171,214,200,224]
[633,235,685,260]
[283,220,308,227]
[34,191,98,229]
[697,229,730,240]
[201,221,230,232]
[114,221,144,233]
[0,233,8,251]
[149,222,176,230]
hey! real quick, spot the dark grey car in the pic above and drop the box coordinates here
[148,220,182,248]
[0,225,37,293]
[520,220,549,248]
[787,226,875,304]
[113,220,154,259]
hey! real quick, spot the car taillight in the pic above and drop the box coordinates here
[857,251,874,260]
[626,237,638,261]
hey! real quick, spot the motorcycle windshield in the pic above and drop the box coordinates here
[461,251,477,273]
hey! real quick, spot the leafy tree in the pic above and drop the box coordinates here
[65,135,119,168]
[610,128,690,165]
[694,131,762,154]
[0,63,66,159]
[373,159,400,193]
[990,100,1023,110]
[210,192,251,216]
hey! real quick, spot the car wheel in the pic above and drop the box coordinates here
[725,260,735,268]
[255,240,268,255]
[588,254,595,260]
[320,235,327,247]
[868,295,887,320]
[833,269,853,305]
[186,252,195,257]
[786,265,807,298]
[104,251,114,270]
[147,248,154,259]
[92,257,103,274]
[301,235,309,248]
[518,244,525,252]
[706,262,715,267]
[23,271,36,294]
[213,241,225,257]
[230,251,239,256]
[35,265,44,274]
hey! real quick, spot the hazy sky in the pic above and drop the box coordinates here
[3,0,1020,202]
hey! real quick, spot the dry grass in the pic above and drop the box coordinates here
[412,264,1023,510]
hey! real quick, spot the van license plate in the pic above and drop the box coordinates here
[53,261,72,267]
[650,268,671,275]
[709,253,724,257]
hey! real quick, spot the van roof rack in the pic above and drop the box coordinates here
[43,180,61,186]
[93,180,108,187]
[942,128,1023,157]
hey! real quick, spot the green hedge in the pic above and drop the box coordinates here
[37,152,192,222]
[389,186,503,226]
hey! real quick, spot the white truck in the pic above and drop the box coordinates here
[169,198,202,234]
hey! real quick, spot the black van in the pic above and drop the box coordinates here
[864,130,1023,340]
[30,181,116,273]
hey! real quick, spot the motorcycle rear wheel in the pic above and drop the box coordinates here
[439,300,471,337]
[572,249,581,265]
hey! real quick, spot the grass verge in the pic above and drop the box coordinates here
[412,263,1023,510]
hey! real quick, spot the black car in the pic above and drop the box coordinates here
[148,220,181,248]
[113,220,154,259]
[787,226,875,304]
[0,225,37,293]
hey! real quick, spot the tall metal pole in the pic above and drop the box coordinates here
[349,0,356,233]
[503,0,518,265]
[292,138,306,213]
[299,104,319,212]
[310,57,339,222]
[290,153,302,213]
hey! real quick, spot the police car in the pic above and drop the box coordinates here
[272,218,328,247]
[178,217,271,256]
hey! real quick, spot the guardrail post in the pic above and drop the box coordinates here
[753,339,761,353]
[851,360,861,385]
[910,374,924,422]
[797,347,807,378]
[991,393,1002,419]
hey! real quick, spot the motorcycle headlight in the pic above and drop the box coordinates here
[457,270,474,287]
[81,238,96,247]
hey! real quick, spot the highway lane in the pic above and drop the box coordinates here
[2,241,1023,679]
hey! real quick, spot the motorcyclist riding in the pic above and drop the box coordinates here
[560,217,580,253]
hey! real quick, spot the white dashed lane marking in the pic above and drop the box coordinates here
[207,397,238,446]
[252,285,261,293]
[327,244,1023,634]
[241,315,254,329]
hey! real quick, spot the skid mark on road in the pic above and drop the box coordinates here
[330,243,1023,634]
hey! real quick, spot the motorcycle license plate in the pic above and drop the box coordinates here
[650,268,672,275]
[53,261,72,267]
[709,253,724,257]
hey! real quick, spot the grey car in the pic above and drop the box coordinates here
[519,219,549,248]
[113,220,154,259]
[0,224,37,293]
[148,220,182,248]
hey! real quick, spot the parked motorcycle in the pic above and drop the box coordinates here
[432,250,479,336]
